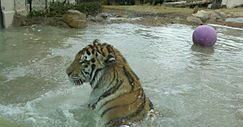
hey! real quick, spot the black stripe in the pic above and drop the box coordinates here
[107,45,114,53]
[90,79,123,109]
[93,68,116,90]
[88,44,93,48]
[130,70,139,81]
[101,89,144,117]
[93,43,102,55]
[93,39,100,44]
[98,69,138,110]
[105,90,146,126]
[86,50,91,55]
[123,66,134,90]
[92,49,95,54]
[149,99,154,110]
[90,68,102,87]
[89,63,96,86]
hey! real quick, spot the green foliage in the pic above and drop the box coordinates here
[75,2,102,16]
[28,10,47,17]
[47,2,72,17]
[48,2,101,17]
[28,1,101,17]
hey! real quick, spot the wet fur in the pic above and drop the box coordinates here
[66,40,153,127]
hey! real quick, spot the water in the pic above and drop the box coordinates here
[0,24,243,127]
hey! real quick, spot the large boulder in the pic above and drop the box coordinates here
[89,13,110,22]
[192,10,209,22]
[187,16,203,25]
[208,11,225,23]
[222,0,243,8]
[63,10,87,28]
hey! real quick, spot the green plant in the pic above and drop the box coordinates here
[28,10,47,17]
[75,2,102,15]
[28,1,102,17]
[47,1,101,17]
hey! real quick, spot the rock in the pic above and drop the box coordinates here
[211,11,225,20]
[89,13,112,22]
[222,0,243,8]
[226,13,234,18]
[218,11,226,18]
[207,4,212,9]
[192,10,209,22]
[186,16,203,25]
[225,18,243,27]
[47,17,69,28]
[226,18,243,23]
[208,11,225,23]
[211,0,222,9]
[97,13,110,20]
[63,10,87,28]
[208,15,217,23]
[229,12,243,17]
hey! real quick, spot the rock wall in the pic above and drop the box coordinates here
[222,0,243,8]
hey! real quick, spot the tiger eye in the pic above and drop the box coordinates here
[86,50,91,55]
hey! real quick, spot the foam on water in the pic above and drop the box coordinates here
[0,84,98,127]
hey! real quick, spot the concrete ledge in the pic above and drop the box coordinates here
[2,10,15,28]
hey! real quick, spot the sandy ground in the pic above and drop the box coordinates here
[102,5,243,26]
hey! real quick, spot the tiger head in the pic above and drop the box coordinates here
[66,39,123,86]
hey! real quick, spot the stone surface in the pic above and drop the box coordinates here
[63,10,87,28]
[208,11,225,23]
[47,17,69,28]
[226,18,243,23]
[222,0,243,8]
[187,16,203,25]
[225,18,243,27]
[192,10,209,22]
[89,13,113,22]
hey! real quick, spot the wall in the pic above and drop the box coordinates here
[1,0,15,28]
[0,0,4,28]
[222,0,243,8]
[0,0,27,28]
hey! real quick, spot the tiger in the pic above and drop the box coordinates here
[66,39,154,127]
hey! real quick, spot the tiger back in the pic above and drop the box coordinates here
[66,39,153,127]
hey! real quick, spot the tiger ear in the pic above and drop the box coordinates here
[93,39,101,45]
[105,54,116,65]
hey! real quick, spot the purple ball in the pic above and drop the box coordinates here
[192,25,217,47]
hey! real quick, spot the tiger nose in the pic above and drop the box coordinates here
[66,67,73,76]
[67,71,72,76]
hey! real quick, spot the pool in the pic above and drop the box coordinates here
[0,23,243,127]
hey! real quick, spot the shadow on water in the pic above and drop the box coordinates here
[191,44,215,54]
